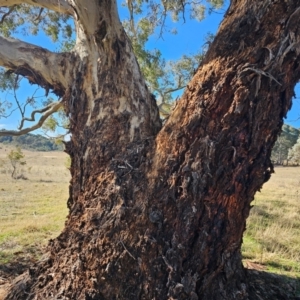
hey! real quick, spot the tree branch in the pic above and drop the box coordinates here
[18,100,59,129]
[0,36,71,95]
[0,0,73,15]
[0,5,16,24]
[33,7,44,23]
[163,85,186,95]
[0,100,63,136]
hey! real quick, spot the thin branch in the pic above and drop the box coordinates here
[33,7,44,23]
[180,0,186,23]
[10,77,45,127]
[127,0,137,36]
[158,102,172,118]
[0,5,16,24]
[18,100,61,129]
[13,77,24,118]
[0,0,73,15]
[0,106,17,118]
[156,85,185,104]
[163,85,186,95]
[0,101,63,136]
[287,115,300,122]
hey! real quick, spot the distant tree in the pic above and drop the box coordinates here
[288,137,300,164]
[7,146,26,179]
[271,124,300,164]
[0,132,63,151]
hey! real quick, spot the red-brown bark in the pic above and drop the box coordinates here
[3,0,300,299]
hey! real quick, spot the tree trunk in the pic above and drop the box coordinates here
[4,0,300,299]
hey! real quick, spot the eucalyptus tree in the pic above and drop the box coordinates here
[271,124,300,164]
[289,137,300,164]
[7,145,26,178]
[1,0,300,299]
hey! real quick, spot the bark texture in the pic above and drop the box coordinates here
[2,0,300,299]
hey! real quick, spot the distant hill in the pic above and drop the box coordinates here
[0,124,298,155]
[0,132,63,151]
[271,124,300,164]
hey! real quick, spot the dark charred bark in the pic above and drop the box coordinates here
[4,0,300,299]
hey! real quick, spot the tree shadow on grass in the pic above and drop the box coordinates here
[0,256,34,281]
[0,245,43,283]
[246,268,300,300]
[0,252,41,300]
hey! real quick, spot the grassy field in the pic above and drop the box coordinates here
[0,145,299,291]
[0,145,69,267]
[242,166,300,279]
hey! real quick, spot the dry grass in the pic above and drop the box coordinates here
[243,166,300,279]
[0,145,69,264]
[0,144,299,285]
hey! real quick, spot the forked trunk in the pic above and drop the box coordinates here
[5,0,300,299]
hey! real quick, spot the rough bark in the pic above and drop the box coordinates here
[2,0,300,299]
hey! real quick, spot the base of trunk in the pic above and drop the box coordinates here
[2,264,299,300]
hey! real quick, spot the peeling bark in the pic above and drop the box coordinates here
[1,0,300,299]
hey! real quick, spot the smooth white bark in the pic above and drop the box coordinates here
[70,0,122,38]
[0,36,71,90]
[0,0,156,142]
[0,0,72,15]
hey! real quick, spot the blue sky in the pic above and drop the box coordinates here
[0,1,299,132]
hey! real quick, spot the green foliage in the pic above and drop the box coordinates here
[121,0,223,114]
[0,100,12,118]
[59,39,76,52]
[158,53,203,101]
[0,69,18,91]
[0,3,74,121]
[123,13,204,118]
[124,0,225,29]
[41,100,69,134]
[288,137,300,164]
[65,155,71,169]
[271,124,300,164]
[0,5,72,42]
[207,0,224,9]
[8,146,25,164]
[42,115,58,132]
[7,146,26,179]
[0,0,226,128]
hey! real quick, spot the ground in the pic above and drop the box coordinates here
[0,145,299,299]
